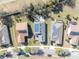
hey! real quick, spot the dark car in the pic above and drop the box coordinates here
[17,51,26,56]
[36,49,44,56]
[47,54,52,57]
[5,52,13,57]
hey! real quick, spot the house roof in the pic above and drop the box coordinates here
[71,25,79,32]
[70,36,79,45]
[16,22,28,37]
[68,24,79,38]
[0,25,10,46]
[16,22,27,31]
[51,20,64,42]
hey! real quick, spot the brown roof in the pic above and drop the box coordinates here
[16,22,27,31]
[16,22,28,44]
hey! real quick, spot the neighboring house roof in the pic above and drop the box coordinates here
[0,25,10,46]
[16,22,28,44]
[70,36,79,46]
[68,24,79,38]
[51,20,64,45]
[16,22,28,36]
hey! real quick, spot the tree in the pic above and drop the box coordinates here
[1,16,14,27]
[66,14,72,21]
[25,3,35,22]
[0,11,14,27]
[24,47,31,53]
[56,0,76,8]
[55,48,71,57]
[64,0,76,8]
[26,3,51,21]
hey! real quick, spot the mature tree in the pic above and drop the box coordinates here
[66,14,72,21]
[26,3,51,21]
[1,16,14,27]
[55,0,76,8]
[65,0,76,8]
[0,12,14,27]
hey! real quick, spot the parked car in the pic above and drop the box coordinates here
[36,49,44,56]
[58,50,71,57]
[5,52,13,57]
[17,50,26,56]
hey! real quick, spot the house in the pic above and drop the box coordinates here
[67,21,79,47]
[0,25,10,47]
[51,20,64,46]
[67,22,79,38]
[34,21,46,43]
[16,22,28,45]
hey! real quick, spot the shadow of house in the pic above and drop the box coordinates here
[1,11,21,17]
[24,36,28,45]
[28,24,33,38]
[42,23,47,45]
[7,26,13,46]
[57,22,64,47]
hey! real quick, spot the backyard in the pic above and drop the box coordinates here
[0,0,79,47]
[5,0,79,47]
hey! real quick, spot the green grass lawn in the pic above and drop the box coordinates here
[10,25,18,46]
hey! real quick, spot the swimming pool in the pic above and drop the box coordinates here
[34,23,40,33]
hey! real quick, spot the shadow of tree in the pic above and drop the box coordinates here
[64,0,76,8]
[2,16,14,27]
[41,23,48,45]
